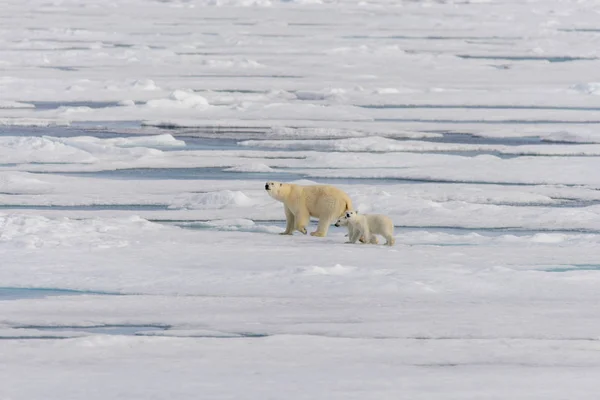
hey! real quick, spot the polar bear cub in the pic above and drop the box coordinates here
[265,181,353,237]
[334,213,377,244]
[335,210,395,246]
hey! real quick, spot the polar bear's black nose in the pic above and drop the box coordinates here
[265,183,270,190]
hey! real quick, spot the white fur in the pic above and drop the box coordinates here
[335,211,395,246]
[265,181,353,237]
[334,213,376,244]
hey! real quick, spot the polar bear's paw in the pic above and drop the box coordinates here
[310,231,326,237]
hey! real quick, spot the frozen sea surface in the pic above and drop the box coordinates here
[2,0,600,398]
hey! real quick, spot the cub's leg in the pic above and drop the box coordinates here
[345,224,355,243]
[344,222,367,242]
[280,205,295,235]
[346,224,354,239]
[348,226,363,243]
[361,226,371,245]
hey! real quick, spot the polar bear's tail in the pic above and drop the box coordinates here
[344,196,353,212]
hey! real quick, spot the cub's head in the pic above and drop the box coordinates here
[264,181,290,201]
[334,210,358,227]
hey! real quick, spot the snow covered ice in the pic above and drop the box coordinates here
[2,0,600,398]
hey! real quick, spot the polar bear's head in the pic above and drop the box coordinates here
[334,210,358,227]
[264,181,290,201]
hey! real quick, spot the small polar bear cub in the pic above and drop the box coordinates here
[335,210,395,246]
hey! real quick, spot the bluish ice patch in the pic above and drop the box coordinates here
[558,29,600,33]
[29,101,123,110]
[401,225,600,235]
[426,132,544,146]
[0,287,120,301]
[375,118,600,125]
[164,137,243,151]
[456,55,597,62]
[309,176,574,187]
[286,22,334,26]
[14,47,91,52]
[399,150,513,159]
[51,167,305,181]
[177,51,242,56]
[0,335,73,340]
[489,64,511,70]
[38,66,82,71]
[167,220,287,231]
[539,264,600,272]
[173,332,270,338]
[194,88,268,94]
[397,149,598,159]
[0,125,141,139]
[186,74,303,79]
[0,125,219,152]
[549,199,600,208]
[71,120,142,130]
[0,126,272,151]
[342,35,519,41]
[360,104,600,112]
[45,167,414,185]
[161,220,594,237]
[240,132,546,150]
[472,199,600,208]
[17,324,170,336]
[247,33,304,38]
[0,204,170,211]
[139,122,272,136]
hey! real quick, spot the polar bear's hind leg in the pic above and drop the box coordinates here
[311,195,345,237]
[311,216,334,237]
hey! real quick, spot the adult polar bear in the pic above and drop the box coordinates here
[265,181,353,237]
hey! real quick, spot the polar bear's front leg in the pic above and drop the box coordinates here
[342,216,366,242]
[344,224,355,243]
[349,225,362,243]
[345,224,357,243]
[281,205,295,235]
[295,209,309,235]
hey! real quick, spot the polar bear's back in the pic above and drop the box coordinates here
[301,184,352,218]
[364,214,394,233]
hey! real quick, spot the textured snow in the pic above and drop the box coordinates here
[2,0,600,398]
[241,136,600,155]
